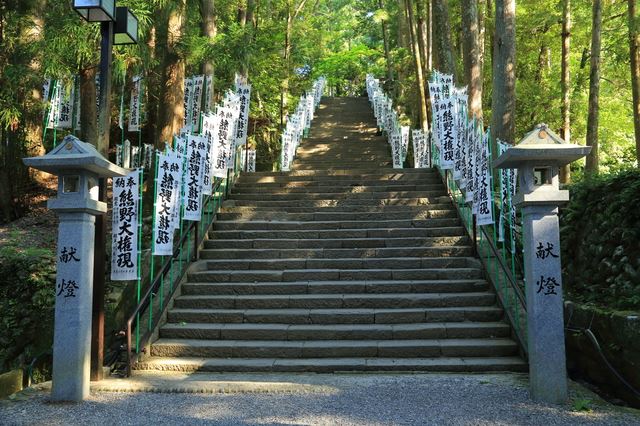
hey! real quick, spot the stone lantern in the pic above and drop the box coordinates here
[23,135,128,402]
[493,124,591,404]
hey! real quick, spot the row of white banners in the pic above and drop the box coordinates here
[44,72,212,134]
[111,77,254,280]
[366,76,430,169]
[365,72,517,236]
[44,75,142,132]
[281,78,327,171]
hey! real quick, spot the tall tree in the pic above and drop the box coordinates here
[560,0,571,182]
[585,0,602,175]
[157,0,187,148]
[629,0,640,165]
[416,0,430,80]
[432,0,456,79]
[490,0,516,146]
[478,0,486,72]
[461,0,483,118]
[281,0,310,125]
[79,66,98,146]
[404,0,428,130]
[200,0,216,106]
[378,0,394,90]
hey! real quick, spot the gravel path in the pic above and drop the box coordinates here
[1,373,639,425]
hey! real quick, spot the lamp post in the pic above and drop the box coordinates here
[493,124,591,404]
[72,0,138,382]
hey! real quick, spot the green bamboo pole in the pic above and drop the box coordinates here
[135,167,144,352]
[148,152,159,332]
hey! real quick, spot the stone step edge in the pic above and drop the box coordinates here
[176,291,494,301]
[132,356,527,373]
[182,279,487,287]
[167,306,502,315]
[209,226,467,234]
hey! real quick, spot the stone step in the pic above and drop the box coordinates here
[209,227,467,240]
[216,209,458,221]
[201,257,478,271]
[225,197,449,208]
[203,236,471,250]
[292,160,393,166]
[181,280,489,295]
[238,172,438,183]
[167,306,504,324]
[133,356,528,373]
[159,321,511,340]
[234,179,443,189]
[149,338,519,358]
[295,151,390,158]
[292,162,393,170]
[199,246,473,260]
[244,168,435,177]
[187,268,484,283]
[229,191,447,201]
[173,292,496,310]
[212,218,461,231]
[232,184,444,193]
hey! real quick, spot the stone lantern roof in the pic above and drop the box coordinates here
[493,124,591,169]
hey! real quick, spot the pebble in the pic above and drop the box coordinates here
[1,373,639,425]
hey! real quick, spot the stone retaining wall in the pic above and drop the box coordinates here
[565,301,640,408]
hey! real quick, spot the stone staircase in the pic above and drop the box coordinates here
[135,97,526,373]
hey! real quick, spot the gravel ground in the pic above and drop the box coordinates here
[1,373,639,426]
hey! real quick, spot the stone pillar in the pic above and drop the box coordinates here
[51,211,97,401]
[522,205,568,404]
[23,135,128,402]
[492,124,591,405]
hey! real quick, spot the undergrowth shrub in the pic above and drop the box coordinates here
[0,244,55,373]
[561,169,640,311]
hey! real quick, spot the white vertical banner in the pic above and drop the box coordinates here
[241,149,256,172]
[400,126,410,162]
[168,149,184,231]
[116,145,123,167]
[201,113,216,195]
[459,119,469,190]
[497,140,518,242]
[281,132,293,171]
[211,108,234,176]
[144,144,154,170]
[437,99,455,169]
[205,74,213,112]
[234,83,252,148]
[111,170,140,281]
[74,83,82,132]
[472,123,482,213]
[391,131,403,169]
[43,79,51,104]
[476,130,494,226]
[46,81,62,129]
[131,145,140,168]
[191,75,205,130]
[57,83,75,129]
[183,76,195,128]
[465,119,476,202]
[128,76,142,132]
[153,152,177,256]
[183,135,207,221]
[123,139,131,169]
[453,95,466,181]
[305,95,314,127]
[412,129,430,169]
